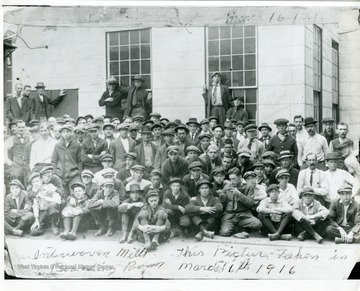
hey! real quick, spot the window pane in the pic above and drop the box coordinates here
[143,75,151,89]
[221,72,231,86]
[131,60,140,74]
[110,62,119,75]
[232,39,243,54]
[232,72,243,87]
[220,27,231,39]
[220,55,231,71]
[208,27,219,40]
[245,104,256,119]
[245,55,256,70]
[109,32,118,46]
[141,44,150,59]
[232,56,243,70]
[220,40,231,55]
[208,40,219,56]
[244,26,255,37]
[246,89,257,103]
[120,61,129,75]
[232,89,245,99]
[140,29,150,43]
[232,26,243,38]
[120,31,129,45]
[109,47,119,61]
[120,46,129,60]
[245,38,256,53]
[121,76,129,87]
[209,57,219,71]
[130,45,140,59]
[245,70,256,86]
[142,60,151,74]
[130,30,139,44]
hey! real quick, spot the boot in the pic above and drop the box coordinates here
[280,234,292,240]
[12,228,23,237]
[195,231,204,241]
[119,231,129,243]
[268,232,280,241]
[106,225,115,237]
[51,215,60,235]
[233,232,249,239]
[299,220,322,243]
[15,219,27,231]
[313,232,323,244]
[143,233,152,250]
[95,225,107,237]
[68,216,81,240]
[150,239,159,250]
[60,217,72,240]
[203,230,214,239]
[335,237,345,244]
[297,231,307,241]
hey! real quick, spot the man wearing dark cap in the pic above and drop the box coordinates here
[268,118,298,167]
[199,119,211,136]
[116,152,138,183]
[151,122,165,148]
[321,117,338,145]
[98,77,128,120]
[258,122,272,150]
[183,161,210,198]
[197,132,212,155]
[325,184,360,244]
[202,72,231,125]
[103,123,116,150]
[143,169,168,205]
[210,124,225,150]
[125,165,152,191]
[226,96,248,124]
[124,75,151,118]
[235,149,255,178]
[162,146,189,184]
[174,124,195,153]
[234,120,247,145]
[29,82,66,121]
[135,126,158,174]
[237,124,265,162]
[268,150,299,187]
[201,144,223,176]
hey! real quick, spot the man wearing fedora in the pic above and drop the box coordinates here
[29,82,66,121]
[186,118,201,144]
[298,117,328,170]
[134,126,158,174]
[226,96,248,124]
[258,122,272,150]
[98,77,128,120]
[124,75,151,119]
[320,117,339,145]
[202,71,231,126]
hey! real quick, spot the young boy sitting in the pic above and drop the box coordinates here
[185,179,223,241]
[80,169,99,199]
[118,184,145,243]
[325,183,360,244]
[60,182,90,240]
[28,172,61,236]
[257,184,293,241]
[292,187,329,243]
[5,179,35,236]
[88,180,121,237]
[143,169,168,205]
[162,177,191,238]
[137,190,170,251]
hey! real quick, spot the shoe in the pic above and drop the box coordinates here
[195,231,204,241]
[150,240,159,250]
[67,232,77,241]
[268,233,280,241]
[169,230,177,239]
[95,227,106,237]
[119,232,128,243]
[144,241,152,250]
[52,225,60,236]
[297,231,307,241]
[59,232,68,240]
[233,232,248,239]
[313,233,323,244]
[280,234,292,241]
[106,228,114,237]
[203,231,214,239]
[335,237,345,244]
[12,229,23,237]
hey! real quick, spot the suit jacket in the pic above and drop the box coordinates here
[187,131,201,144]
[4,191,33,223]
[134,142,158,170]
[98,87,127,118]
[154,143,185,171]
[124,86,149,117]
[202,84,231,117]
[183,173,210,198]
[29,93,65,120]
[185,194,223,218]
[162,157,189,184]
[5,97,31,122]
[81,137,108,169]
[201,155,222,176]
[109,137,136,171]
[258,136,271,150]
[162,189,191,215]
[328,198,360,234]
[174,139,196,153]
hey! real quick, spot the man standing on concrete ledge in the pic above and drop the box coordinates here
[124,75,151,119]
[202,71,231,126]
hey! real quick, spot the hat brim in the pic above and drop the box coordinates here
[278,155,294,160]
[258,126,272,132]
[186,121,200,126]
[304,121,317,126]
[196,182,213,189]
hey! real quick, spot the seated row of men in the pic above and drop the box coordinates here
[5,160,360,251]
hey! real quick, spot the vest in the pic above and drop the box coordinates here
[11,135,30,165]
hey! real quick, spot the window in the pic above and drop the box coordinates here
[207,26,257,123]
[332,40,339,124]
[4,55,12,99]
[313,25,322,131]
[107,29,151,89]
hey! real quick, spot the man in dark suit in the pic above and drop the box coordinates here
[186,118,201,144]
[29,82,66,121]
[202,71,231,126]
[174,124,195,153]
[135,126,158,174]
[5,85,31,124]
[325,184,360,244]
[258,122,272,150]
[124,75,151,119]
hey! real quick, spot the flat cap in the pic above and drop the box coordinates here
[151,122,164,130]
[253,162,265,169]
[103,123,115,130]
[212,124,223,131]
[200,119,209,125]
[100,154,114,162]
[198,132,212,140]
[133,115,145,122]
[29,126,40,132]
[275,169,290,180]
[211,166,225,176]
[145,190,159,201]
[131,165,146,172]
[278,150,294,160]
[59,125,72,132]
[274,118,289,125]
[150,169,162,177]
[167,145,179,154]
[81,169,94,177]
[117,123,130,130]
[262,151,277,159]
[266,184,280,193]
[125,152,138,160]
[189,161,203,170]
[168,177,184,185]
[207,144,219,152]
[162,129,175,136]
[74,126,86,133]
[160,117,169,123]
[196,179,213,190]
[164,121,177,130]
[175,124,189,133]
[92,116,104,123]
[337,183,353,194]
[322,117,334,123]
[243,171,256,179]
[150,112,161,118]
[236,120,247,126]
[29,172,40,183]
[101,168,117,177]
[9,179,25,190]
[299,187,315,198]
[211,71,221,79]
[86,123,100,131]
[39,165,53,175]
[129,124,139,131]
[208,116,219,122]
[237,149,251,158]
[143,120,154,126]
[101,180,114,187]
[71,182,86,190]
[244,124,257,132]
[262,159,276,167]
[185,145,201,154]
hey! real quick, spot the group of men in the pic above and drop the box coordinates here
[3,76,360,251]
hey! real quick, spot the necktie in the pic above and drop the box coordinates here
[310,171,313,187]
[132,88,138,106]
[212,86,217,104]
[343,206,348,226]
[248,139,252,150]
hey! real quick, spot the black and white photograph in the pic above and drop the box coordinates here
[2,1,360,284]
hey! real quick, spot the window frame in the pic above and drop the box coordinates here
[331,40,340,124]
[313,25,323,132]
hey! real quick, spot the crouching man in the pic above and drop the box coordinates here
[325,184,360,244]
[185,179,223,241]
[137,190,171,251]
[5,180,35,236]
[88,180,120,237]
[257,184,293,241]
[292,187,329,243]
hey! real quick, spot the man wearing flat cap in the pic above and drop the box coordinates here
[202,71,231,126]
[200,144,223,176]
[135,126,158,174]
[124,75,151,119]
[98,77,128,120]
[162,146,189,184]
[29,82,66,121]
[237,123,265,162]
[151,122,165,148]
[125,165,152,192]
[320,117,338,145]
[183,161,210,198]
[174,124,195,153]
